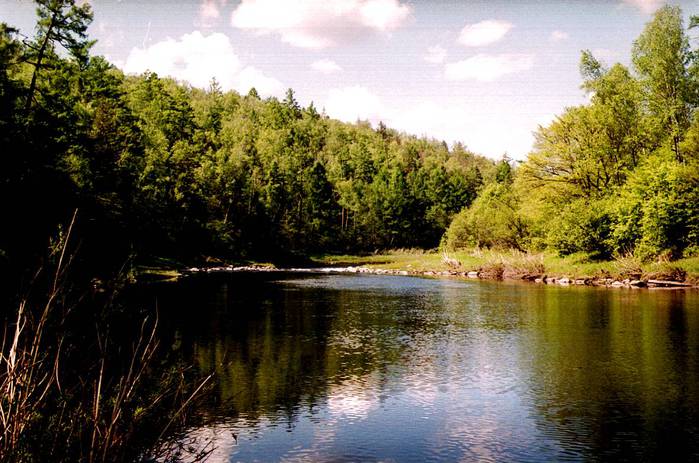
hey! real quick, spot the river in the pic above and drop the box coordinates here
[142,272,699,462]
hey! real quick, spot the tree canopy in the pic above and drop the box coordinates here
[445,5,699,262]
[0,2,497,282]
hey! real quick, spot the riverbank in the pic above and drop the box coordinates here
[312,249,699,288]
[167,249,699,289]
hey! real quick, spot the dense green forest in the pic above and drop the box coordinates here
[445,6,699,263]
[0,0,499,287]
[1,1,699,460]
[1,2,698,279]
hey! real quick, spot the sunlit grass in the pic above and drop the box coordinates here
[314,249,699,282]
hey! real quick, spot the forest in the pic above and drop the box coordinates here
[1,1,699,461]
[3,3,696,285]
[0,0,499,290]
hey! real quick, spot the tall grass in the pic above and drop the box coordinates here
[0,212,213,462]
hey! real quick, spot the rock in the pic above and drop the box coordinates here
[647,279,692,287]
[442,254,461,268]
[574,279,587,285]
[629,280,646,287]
[545,277,557,284]
[610,281,624,287]
[467,271,479,278]
[558,277,571,285]
[534,278,543,283]
[398,270,409,275]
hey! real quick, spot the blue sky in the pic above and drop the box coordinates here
[1,0,696,158]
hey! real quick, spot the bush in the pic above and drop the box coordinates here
[442,183,529,250]
[546,198,613,259]
[609,154,699,261]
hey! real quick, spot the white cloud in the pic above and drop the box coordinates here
[621,0,665,14]
[236,66,285,96]
[322,87,538,158]
[424,45,447,64]
[122,31,284,97]
[324,86,385,124]
[311,59,343,74]
[389,102,538,159]
[445,54,534,82]
[458,19,513,47]
[231,0,412,49]
[320,86,542,158]
[550,30,569,42]
[358,0,411,31]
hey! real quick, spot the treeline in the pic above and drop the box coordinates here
[0,1,496,282]
[445,6,699,262]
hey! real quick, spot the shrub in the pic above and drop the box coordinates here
[546,198,613,259]
[442,183,529,251]
[609,154,699,261]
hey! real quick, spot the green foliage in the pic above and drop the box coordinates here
[0,5,494,273]
[499,6,699,262]
[545,198,612,259]
[632,5,694,161]
[609,154,699,260]
[443,182,528,251]
[3,0,699,275]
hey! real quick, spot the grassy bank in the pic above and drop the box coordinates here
[313,249,699,285]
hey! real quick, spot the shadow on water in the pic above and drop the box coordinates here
[135,273,699,462]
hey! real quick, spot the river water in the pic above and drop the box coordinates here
[145,272,699,462]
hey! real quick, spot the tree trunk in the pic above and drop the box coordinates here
[25,14,56,113]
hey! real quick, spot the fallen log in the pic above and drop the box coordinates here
[647,279,693,287]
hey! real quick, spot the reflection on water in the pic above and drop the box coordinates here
[143,273,699,462]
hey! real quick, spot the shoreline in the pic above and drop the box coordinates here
[179,264,698,289]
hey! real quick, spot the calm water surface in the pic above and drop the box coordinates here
[145,273,699,462]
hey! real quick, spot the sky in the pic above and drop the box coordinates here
[1,0,697,159]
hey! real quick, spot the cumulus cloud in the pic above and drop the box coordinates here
[445,54,534,82]
[621,0,665,14]
[324,86,385,124]
[231,0,412,49]
[458,20,513,47]
[424,45,447,64]
[550,30,569,42]
[236,66,285,95]
[388,102,539,159]
[321,87,539,158]
[122,31,284,96]
[311,59,343,74]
